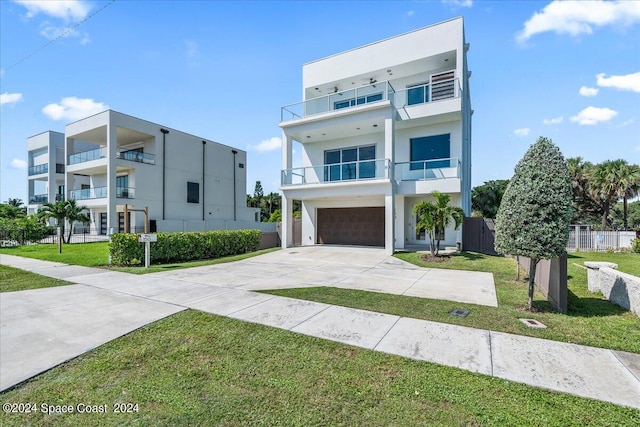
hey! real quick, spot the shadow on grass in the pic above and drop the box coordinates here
[455,251,487,261]
[566,289,628,317]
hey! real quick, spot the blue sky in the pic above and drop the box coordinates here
[1,0,639,203]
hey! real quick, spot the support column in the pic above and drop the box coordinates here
[281,131,294,248]
[395,195,405,250]
[384,113,396,255]
[107,118,118,233]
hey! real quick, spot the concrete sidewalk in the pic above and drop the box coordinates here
[1,252,639,410]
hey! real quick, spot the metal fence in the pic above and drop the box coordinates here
[567,228,637,252]
[1,227,119,246]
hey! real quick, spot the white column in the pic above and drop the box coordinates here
[107,117,118,232]
[384,113,396,255]
[281,193,293,248]
[394,195,405,249]
[65,137,74,205]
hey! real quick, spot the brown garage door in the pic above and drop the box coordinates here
[317,207,385,247]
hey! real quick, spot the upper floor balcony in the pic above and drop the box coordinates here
[395,158,460,181]
[116,150,155,165]
[393,76,459,109]
[28,164,48,176]
[282,159,390,186]
[69,147,106,165]
[29,194,48,204]
[281,81,395,122]
[69,186,135,200]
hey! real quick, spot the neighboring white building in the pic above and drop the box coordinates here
[27,110,260,234]
[279,17,472,254]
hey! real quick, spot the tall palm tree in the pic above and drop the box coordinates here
[588,159,627,230]
[413,191,464,256]
[38,200,68,250]
[618,162,640,230]
[64,199,90,243]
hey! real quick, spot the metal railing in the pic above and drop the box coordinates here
[395,158,460,181]
[282,159,390,186]
[29,194,48,204]
[117,150,155,165]
[68,147,107,165]
[393,77,460,108]
[567,229,637,252]
[281,81,395,122]
[28,164,48,175]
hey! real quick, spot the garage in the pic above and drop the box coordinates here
[316,207,385,247]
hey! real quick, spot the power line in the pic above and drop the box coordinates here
[3,0,117,73]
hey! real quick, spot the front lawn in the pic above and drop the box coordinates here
[265,251,640,353]
[0,265,72,293]
[1,310,637,426]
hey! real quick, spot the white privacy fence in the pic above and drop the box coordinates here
[567,227,637,252]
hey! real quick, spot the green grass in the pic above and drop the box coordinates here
[0,243,279,274]
[265,251,640,353]
[1,310,637,426]
[0,265,72,293]
[569,251,640,276]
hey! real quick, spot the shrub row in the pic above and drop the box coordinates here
[109,229,262,266]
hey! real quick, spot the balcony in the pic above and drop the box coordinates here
[395,158,460,181]
[68,147,106,165]
[29,194,48,204]
[28,164,48,176]
[281,81,395,122]
[393,77,459,108]
[282,159,390,186]
[69,186,135,200]
[116,150,155,165]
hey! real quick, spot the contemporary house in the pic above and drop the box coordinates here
[279,17,472,255]
[27,110,259,233]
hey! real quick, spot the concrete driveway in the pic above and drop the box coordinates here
[149,246,499,307]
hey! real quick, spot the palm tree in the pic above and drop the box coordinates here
[413,191,464,256]
[38,201,68,250]
[588,159,628,230]
[619,163,640,230]
[64,199,90,243]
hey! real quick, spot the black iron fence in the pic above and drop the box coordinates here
[1,226,147,246]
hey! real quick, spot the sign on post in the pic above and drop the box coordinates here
[138,234,157,268]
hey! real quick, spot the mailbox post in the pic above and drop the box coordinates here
[138,234,157,268]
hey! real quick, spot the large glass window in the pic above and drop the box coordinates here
[333,93,383,110]
[324,145,376,182]
[410,134,450,170]
[407,83,429,106]
[187,182,199,203]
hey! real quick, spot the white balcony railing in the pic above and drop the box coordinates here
[282,159,390,186]
[281,81,395,122]
[395,158,460,181]
[69,186,135,200]
[117,150,155,165]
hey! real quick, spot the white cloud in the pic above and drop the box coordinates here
[543,116,563,125]
[517,0,640,43]
[579,86,599,97]
[596,72,640,93]
[14,0,91,22]
[42,97,108,121]
[249,137,282,152]
[616,118,635,128]
[407,10,415,17]
[442,0,473,9]
[0,92,23,105]
[570,106,618,125]
[10,158,27,169]
[514,128,530,136]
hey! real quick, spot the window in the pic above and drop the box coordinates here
[410,134,450,170]
[187,181,199,203]
[324,145,376,181]
[407,82,429,106]
[333,93,383,110]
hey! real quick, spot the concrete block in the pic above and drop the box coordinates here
[584,261,618,293]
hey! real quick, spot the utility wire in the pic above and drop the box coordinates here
[3,0,117,73]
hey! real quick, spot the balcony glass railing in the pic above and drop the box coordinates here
[116,187,135,199]
[68,147,107,165]
[116,150,155,165]
[281,81,395,122]
[29,194,48,204]
[69,186,134,200]
[393,77,459,108]
[69,186,107,200]
[395,158,460,181]
[28,164,48,175]
[282,159,390,186]
[55,194,65,202]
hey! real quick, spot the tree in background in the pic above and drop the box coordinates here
[495,137,573,311]
[618,162,640,230]
[0,200,26,219]
[63,199,90,243]
[471,179,510,218]
[589,159,630,230]
[413,191,464,257]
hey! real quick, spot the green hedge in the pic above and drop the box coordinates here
[109,229,262,266]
